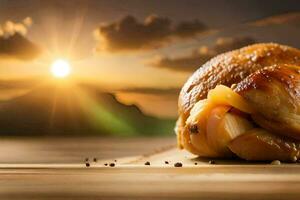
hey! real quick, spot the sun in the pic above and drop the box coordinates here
[51,59,71,78]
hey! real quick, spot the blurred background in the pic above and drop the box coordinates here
[0,0,300,162]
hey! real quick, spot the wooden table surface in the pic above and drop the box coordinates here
[0,137,299,200]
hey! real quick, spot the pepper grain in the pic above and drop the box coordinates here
[174,162,183,167]
[109,163,115,167]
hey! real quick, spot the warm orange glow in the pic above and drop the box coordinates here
[51,59,71,78]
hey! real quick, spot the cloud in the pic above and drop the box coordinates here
[150,47,215,72]
[116,87,180,95]
[151,36,255,72]
[0,78,40,100]
[94,15,208,52]
[115,87,179,118]
[249,12,300,27]
[0,17,41,60]
[174,20,207,38]
[0,78,39,90]
[213,37,256,53]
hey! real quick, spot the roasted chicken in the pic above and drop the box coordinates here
[235,64,300,140]
[176,43,300,161]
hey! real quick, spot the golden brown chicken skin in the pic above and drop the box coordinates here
[177,43,300,149]
[228,128,300,162]
[176,43,300,161]
[179,43,300,119]
[235,64,300,140]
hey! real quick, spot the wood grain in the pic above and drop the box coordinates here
[0,137,299,200]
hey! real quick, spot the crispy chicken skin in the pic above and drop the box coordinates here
[177,43,300,149]
[179,43,300,118]
[235,65,300,140]
[228,129,300,161]
[176,43,300,161]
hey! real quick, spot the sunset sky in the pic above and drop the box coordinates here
[1,0,300,118]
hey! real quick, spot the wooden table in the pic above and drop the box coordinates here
[0,137,299,199]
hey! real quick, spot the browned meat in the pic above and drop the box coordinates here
[179,43,300,120]
[176,43,300,162]
[228,128,300,162]
[235,65,300,140]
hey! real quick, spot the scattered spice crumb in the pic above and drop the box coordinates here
[271,160,281,165]
[104,163,108,166]
[208,160,215,164]
[85,163,90,167]
[174,162,182,167]
[165,161,169,164]
[144,161,150,166]
[114,159,117,162]
[194,162,198,165]
[189,124,198,134]
[93,158,97,162]
[85,158,89,162]
[109,163,115,167]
